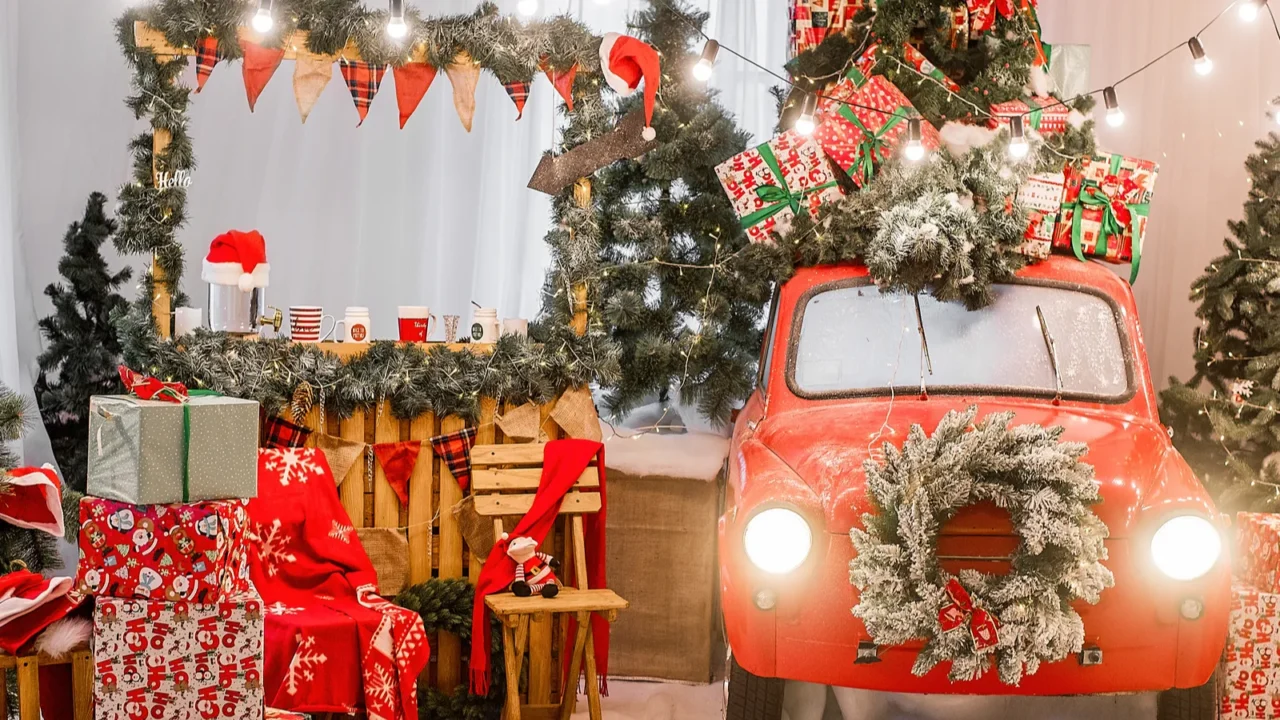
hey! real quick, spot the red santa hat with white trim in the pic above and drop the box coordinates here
[599,33,661,141]
[0,464,65,538]
[202,230,270,292]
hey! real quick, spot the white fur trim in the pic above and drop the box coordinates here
[34,617,92,659]
[202,259,270,288]
[2,464,64,537]
[0,576,72,626]
[599,33,636,96]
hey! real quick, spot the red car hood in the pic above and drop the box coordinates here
[754,400,1175,538]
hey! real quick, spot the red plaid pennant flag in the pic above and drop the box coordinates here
[340,59,388,126]
[194,36,219,93]
[504,80,531,120]
[262,415,312,449]
[430,427,478,491]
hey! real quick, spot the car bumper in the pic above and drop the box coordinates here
[721,529,1231,695]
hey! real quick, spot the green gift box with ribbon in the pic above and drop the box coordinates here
[87,394,260,505]
[1051,152,1159,284]
[715,130,844,242]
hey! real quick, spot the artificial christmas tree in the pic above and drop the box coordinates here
[1160,133,1280,511]
[35,192,132,493]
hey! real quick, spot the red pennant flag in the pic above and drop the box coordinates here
[194,36,219,93]
[373,441,421,506]
[392,62,438,129]
[339,59,388,127]
[503,80,531,120]
[240,39,286,112]
[541,59,578,111]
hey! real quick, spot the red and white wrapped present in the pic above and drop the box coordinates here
[989,96,1070,136]
[1239,513,1280,593]
[789,0,872,57]
[814,75,941,187]
[1014,170,1068,259]
[715,130,843,243]
[1052,152,1159,283]
[75,496,251,603]
[92,591,265,720]
[1221,581,1280,718]
[904,44,961,93]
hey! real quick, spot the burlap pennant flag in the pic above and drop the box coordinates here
[550,387,602,441]
[373,440,421,506]
[239,39,286,112]
[356,528,410,596]
[314,433,366,486]
[495,402,543,442]
[392,62,438,129]
[540,59,578,111]
[339,59,388,127]
[445,51,481,132]
[194,36,219,93]
[502,80,531,120]
[293,49,334,123]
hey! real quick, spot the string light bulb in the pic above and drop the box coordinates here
[517,0,538,17]
[387,0,407,39]
[1103,86,1125,128]
[793,92,818,136]
[1008,115,1029,160]
[1188,36,1212,75]
[692,40,719,82]
[904,118,926,162]
[1240,0,1267,22]
[251,0,275,33]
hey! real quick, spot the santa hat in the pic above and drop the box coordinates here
[599,33,661,141]
[0,570,81,655]
[0,465,65,538]
[202,230,270,292]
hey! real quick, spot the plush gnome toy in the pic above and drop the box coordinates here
[503,534,561,598]
[599,33,661,141]
[202,230,270,293]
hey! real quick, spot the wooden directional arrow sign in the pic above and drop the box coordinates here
[527,109,659,195]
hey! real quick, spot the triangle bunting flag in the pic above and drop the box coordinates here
[239,39,286,112]
[445,52,481,132]
[293,49,334,123]
[194,36,219,93]
[392,62,438,129]
[339,59,388,126]
[373,441,422,507]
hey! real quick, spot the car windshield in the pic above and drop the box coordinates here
[790,282,1130,400]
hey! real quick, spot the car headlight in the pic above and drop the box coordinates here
[1151,515,1221,581]
[744,508,812,574]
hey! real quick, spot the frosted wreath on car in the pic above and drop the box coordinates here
[792,284,1129,399]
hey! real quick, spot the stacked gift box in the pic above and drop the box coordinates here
[1222,514,1280,718]
[78,376,265,719]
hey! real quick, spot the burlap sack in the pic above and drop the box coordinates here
[357,527,409,596]
[495,403,544,442]
[550,387,602,441]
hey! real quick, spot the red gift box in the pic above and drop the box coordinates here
[989,96,1070,135]
[1239,513,1280,594]
[1014,170,1068,259]
[92,591,265,720]
[1052,152,1158,283]
[76,496,250,603]
[789,0,872,57]
[1221,581,1280,718]
[904,44,961,93]
[715,130,844,243]
[814,75,941,187]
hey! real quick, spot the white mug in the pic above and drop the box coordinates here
[340,306,371,344]
[290,306,336,343]
[174,307,203,337]
[502,318,529,338]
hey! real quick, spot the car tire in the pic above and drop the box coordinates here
[1156,667,1221,720]
[726,656,784,720]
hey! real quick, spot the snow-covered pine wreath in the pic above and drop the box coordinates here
[849,406,1115,685]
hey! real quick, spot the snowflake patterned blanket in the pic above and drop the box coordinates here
[247,448,430,719]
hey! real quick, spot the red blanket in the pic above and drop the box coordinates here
[247,448,430,720]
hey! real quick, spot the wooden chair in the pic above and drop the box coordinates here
[471,444,628,720]
[0,647,93,720]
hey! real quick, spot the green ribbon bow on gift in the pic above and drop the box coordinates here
[833,104,911,185]
[739,143,839,231]
[1024,96,1044,131]
[1063,154,1150,284]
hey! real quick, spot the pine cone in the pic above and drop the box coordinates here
[291,381,314,424]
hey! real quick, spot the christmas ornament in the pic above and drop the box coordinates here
[239,39,286,112]
[503,79,531,119]
[850,407,1113,685]
[0,570,82,655]
[193,36,219,93]
[0,465,66,537]
[503,535,561,598]
[528,109,659,195]
[373,440,421,506]
[445,52,481,132]
[599,34,661,141]
[430,427,477,490]
[293,48,334,123]
[339,58,388,127]
[393,62,438,129]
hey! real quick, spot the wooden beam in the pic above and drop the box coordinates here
[151,127,172,339]
[570,179,592,337]
[473,491,600,517]
[133,21,431,65]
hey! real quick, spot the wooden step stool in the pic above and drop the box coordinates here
[471,444,628,720]
[0,647,93,720]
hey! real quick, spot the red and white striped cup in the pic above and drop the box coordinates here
[290,306,336,343]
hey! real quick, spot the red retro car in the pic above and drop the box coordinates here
[722,257,1230,720]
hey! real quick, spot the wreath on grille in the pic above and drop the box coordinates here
[849,406,1115,685]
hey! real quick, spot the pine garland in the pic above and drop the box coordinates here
[850,407,1114,685]
[394,579,505,720]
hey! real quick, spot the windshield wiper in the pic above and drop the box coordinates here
[914,294,933,398]
[1036,305,1063,405]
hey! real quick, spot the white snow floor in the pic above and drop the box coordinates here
[572,680,1157,720]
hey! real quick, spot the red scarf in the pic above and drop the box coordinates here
[469,439,608,695]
